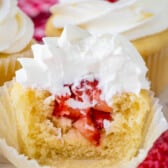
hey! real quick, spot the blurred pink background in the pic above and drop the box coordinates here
[18,0,58,41]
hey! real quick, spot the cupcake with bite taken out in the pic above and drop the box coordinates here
[46,0,168,95]
[0,0,34,86]
[0,26,167,168]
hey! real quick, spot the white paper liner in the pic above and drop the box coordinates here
[159,86,168,120]
[0,154,8,164]
[121,96,168,168]
[0,140,48,168]
[0,81,19,150]
[144,45,168,95]
[0,81,167,168]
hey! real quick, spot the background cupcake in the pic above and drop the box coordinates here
[18,0,58,42]
[0,0,34,86]
[45,0,168,95]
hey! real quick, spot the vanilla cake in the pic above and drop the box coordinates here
[0,26,167,168]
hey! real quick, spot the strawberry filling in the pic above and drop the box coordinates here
[53,79,112,145]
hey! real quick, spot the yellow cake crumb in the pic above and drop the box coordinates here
[10,83,152,167]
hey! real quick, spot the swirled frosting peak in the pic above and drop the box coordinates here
[50,0,168,40]
[16,25,149,105]
[0,0,34,54]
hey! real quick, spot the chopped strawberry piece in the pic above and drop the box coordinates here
[93,100,112,113]
[53,101,83,120]
[80,79,99,89]
[71,79,100,103]
[74,117,100,146]
[91,109,112,129]
[63,107,83,120]
[53,100,65,116]
[52,78,113,145]
[56,93,71,103]
[138,130,168,168]
[92,87,101,98]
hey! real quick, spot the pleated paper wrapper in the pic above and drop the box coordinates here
[0,81,167,168]
[143,43,168,95]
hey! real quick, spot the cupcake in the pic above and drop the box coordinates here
[0,26,167,168]
[18,0,58,42]
[45,0,168,95]
[0,0,34,86]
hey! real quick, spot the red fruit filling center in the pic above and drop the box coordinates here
[53,79,112,145]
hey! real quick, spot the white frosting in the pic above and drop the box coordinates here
[50,0,168,40]
[16,25,149,106]
[0,0,34,54]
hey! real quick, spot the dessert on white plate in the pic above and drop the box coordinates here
[0,26,167,168]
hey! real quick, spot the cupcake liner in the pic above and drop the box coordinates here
[0,81,167,168]
[0,81,48,168]
[0,140,48,168]
[0,154,8,164]
[159,86,168,121]
[122,95,168,168]
[0,161,14,168]
[144,44,168,95]
[0,81,19,150]
[0,41,34,86]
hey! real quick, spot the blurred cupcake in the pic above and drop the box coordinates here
[18,0,58,42]
[45,0,168,95]
[0,0,34,86]
[0,26,167,168]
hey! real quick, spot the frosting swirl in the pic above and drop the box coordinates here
[50,0,168,40]
[0,0,34,54]
[16,25,149,106]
